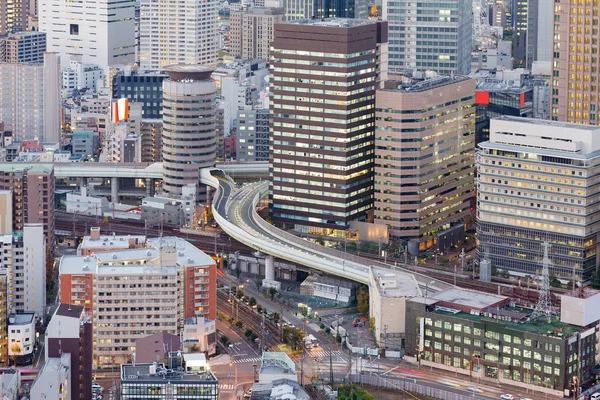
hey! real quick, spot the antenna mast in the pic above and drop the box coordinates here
[532,241,553,322]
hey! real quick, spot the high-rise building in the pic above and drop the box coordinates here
[45,304,93,400]
[59,233,216,366]
[230,8,283,61]
[112,72,165,119]
[374,77,476,250]
[0,53,61,142]
[269,19,387,234]
[477,117,600,280]
[236,109,269,162]
[551,0,597,123]
[0,31,46,64]
[525,0,553,70]
[162,65,217,200]
[0,0,27,36]
[139,0,218,70]
[38,0,135,68]
[383,0,472,75]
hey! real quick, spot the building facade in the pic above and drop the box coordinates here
[477,117,600,280]
[162,66,217,200]
[139,0,218,70]
[0,0,27,36]
[112,72,165,119]
[236,109,269,162]
[282,0,371,20]
[140,120,163,162]
[39,0,135,67]
[7,313,35,365]
[270,19,387,234]
[0,32,46,64]
[374,77,476,249]
[525,0,552,70]
[230,8,283,61]
[383,0,472,75]
[30,354,71,400]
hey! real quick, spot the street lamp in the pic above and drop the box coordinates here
[424,280,436,301]
[229,356,238,398]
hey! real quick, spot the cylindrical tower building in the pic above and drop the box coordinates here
[162,65,216,201]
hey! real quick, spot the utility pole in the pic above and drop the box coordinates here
[329,346,334,388]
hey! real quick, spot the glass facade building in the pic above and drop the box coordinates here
[112,73,166,119]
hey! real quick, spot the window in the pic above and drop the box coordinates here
[503,334,512,343]
[444,322,452,330]
[464,326,472,334]
[434,320,442,328]
[70,24,79,35]
[474,328,482,336]
[454,324,462,332]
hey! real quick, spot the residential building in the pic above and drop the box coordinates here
[230,8,283,61]
[477,117,600,280]
[162,65,217,201]
[383,0,472,75]
[59,234,216,366]
[7,313,35,365]
[140,120,163,162]
[134,332,181,364]
[66,190,110,217]
[236,109,269,162]
[0,0,27,35]
[139,0,218,70]
[551,0,597,123]
[38,0,135,68]
[112,72,166,119]
[61,60,105,91]
[29,354,71,400]
[0,32,46,64]
[181,317,217,355]
[45,304,93,400]
[120,353,218,400]
[0,164,55,247]
[0,53,61,142]
[475,82,533,144]
[405,286,598,397]
[270,19,388,234]
[0,270,8,366]
[141,198,185,227]
[374,77,476,250]
[71,130,98,158]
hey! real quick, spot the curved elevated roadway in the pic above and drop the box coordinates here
[201,168,450,292]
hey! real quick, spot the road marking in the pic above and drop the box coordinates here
[219,384,235,390]
[232,357,262,364]
[382,366,399,376]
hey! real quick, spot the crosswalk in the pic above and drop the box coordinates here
[308,349,345,359]
[232,357,262,364]
[219,384,236,391]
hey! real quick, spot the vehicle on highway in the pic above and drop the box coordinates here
[243,388,252,398]
[304,334,318,349]
[500,395,514,400]
[591,393,600,400]
[467,386,482,393]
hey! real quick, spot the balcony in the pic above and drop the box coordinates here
[195,278,210,284]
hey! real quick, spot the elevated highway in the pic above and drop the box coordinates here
[201,168,450,291]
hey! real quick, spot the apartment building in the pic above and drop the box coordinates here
[59,233,216,366]
[270,19,388,234]
[140,120,163,162]
[230,8,283,61]
[139,0,217,70]
[236,109,269,162]
[0,0,27,35]
[477,117,600,280]
[0,31,46,64]
[374,76,476,250]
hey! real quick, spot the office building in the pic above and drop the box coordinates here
[112,72,165,119]
[405,286,598,397]
[59,233,216,366]
[270,19,387,234]
[236,109,269,162]
[383,0,472,75]
[0,32,46,64]
[45,304,93,400]
[475,82,533,144]
[551,0,599,123]
[477,117,600,280]
[7,313,35,365]
[71,130,99,158]
[162,65,217,200]
[374,77,476,249]
[0,0,27,36]
[30,354,71,400]
[525,0,553,70]
[120,353,218,400]
[61,60,105,91]
[39,0,135,68]
[139,0,218,70]
[250,352,310,399]
[0,53,61,142]
[230,8,283,61]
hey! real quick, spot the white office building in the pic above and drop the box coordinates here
[62,60,105,91]
[477,116,600,281]
[0,53,61,142]
[39,0,136,68]
[139,0,218,70]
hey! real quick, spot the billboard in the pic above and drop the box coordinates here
[111,98,129,123]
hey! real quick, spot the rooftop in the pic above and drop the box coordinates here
[370,266,421,298]
[286,18,376,28]
[164,65,214,81]
[382,76,471,93]
[121,362,217,383]
[431,287,507,311]
[260,352,296,376]
[55,303,84,319]
[148,237,216,267]
[8,312,34,325]
[79,233,146,250]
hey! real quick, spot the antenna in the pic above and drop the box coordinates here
[532,241,554,322]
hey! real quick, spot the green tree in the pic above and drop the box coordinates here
[316,236,325,246]
[272,312,280,324]
[248,297,257,307]
[234,267,241,279]
[357,286,369,314]
[255,279,263,289]
[257,305,262,314]
[336,333,342,344]
[236,288,244,300]
[244,329,254,338]
[491,265,499,276]
[591,271,600,289]
[268,287,278,301]
[235,320,243,329]
[220,335,230,347]
[550,274,562,288]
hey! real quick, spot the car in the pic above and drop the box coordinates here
[243,388,252,398]
[467,386,482,393]
[500,395,514,400]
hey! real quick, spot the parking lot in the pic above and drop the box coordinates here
[320,311,377,351]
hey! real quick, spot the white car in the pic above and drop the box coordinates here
[500,395,514,400]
